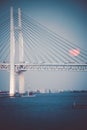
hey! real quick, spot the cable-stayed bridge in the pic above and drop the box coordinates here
[0,7,87,96]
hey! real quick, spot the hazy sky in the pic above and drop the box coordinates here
[0,0,87,91]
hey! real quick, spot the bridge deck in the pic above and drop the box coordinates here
[0,63,87,72]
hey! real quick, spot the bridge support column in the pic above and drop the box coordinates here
[19,72,24,94]
[18,8,24,94]
[9,7,15,96]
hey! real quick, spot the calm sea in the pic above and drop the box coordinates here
[0,92,87,130]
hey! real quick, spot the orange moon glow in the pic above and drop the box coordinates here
[69,48,80,56]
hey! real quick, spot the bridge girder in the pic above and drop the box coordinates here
[0,63,87,72]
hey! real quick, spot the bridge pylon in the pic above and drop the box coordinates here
[9,7,25,96]
[18,8,25,94]
[9,7,15,96]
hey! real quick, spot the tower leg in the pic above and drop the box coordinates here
[9,7,15,96]
[19,72,24,94]
[10,68,15,96]
[18,8,24,94]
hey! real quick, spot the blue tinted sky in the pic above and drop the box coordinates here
[0,0,87,91]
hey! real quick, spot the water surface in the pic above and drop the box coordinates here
[0,92,87,130]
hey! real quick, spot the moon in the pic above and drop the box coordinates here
[69,48,80,56]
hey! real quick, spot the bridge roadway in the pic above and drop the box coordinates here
[0,63,87,72]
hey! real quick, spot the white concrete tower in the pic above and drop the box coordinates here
[10,7,15,96]
[18,8,24,94]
